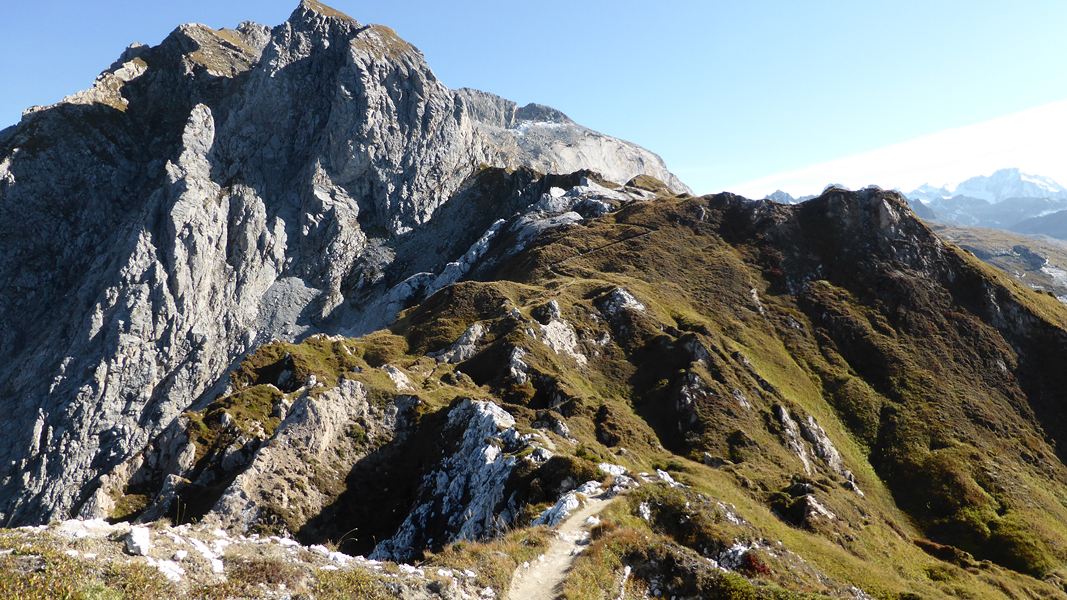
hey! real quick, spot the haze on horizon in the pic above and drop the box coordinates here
[730,99,1067,199]
[2,1,1066,197]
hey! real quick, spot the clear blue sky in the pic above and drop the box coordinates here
[3,1,1067,194]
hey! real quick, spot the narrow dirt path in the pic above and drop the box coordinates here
[507,494,614,600]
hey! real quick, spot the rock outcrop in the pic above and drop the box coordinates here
[371,399,521,561]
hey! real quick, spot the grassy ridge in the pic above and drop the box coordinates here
[100,181,1067,597]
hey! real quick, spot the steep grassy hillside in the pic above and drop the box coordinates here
[463,186,1067,596]
[40,177,1067,598]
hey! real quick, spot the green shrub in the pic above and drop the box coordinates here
[987,513,1055,577]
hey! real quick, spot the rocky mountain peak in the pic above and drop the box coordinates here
[906,182,952,203]
[280,2,420,68]
[514,102,573,124]
[0,1,688,527]
[765,189,798,204]
[294,0,360,26]
[162,21,269,78]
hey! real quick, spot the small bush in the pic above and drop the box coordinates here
[0,545,172,600]
[427,527,550,593]
[315,568,393,600]
[986,513,1055,577]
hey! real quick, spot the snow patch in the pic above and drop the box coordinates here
[124,526,152,556]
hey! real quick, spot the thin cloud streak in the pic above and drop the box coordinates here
[724,99,1067,199]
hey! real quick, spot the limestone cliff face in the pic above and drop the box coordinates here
[0,0,687,524]
[456,88,690,194]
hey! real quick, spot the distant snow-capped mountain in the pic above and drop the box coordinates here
[907,183,952,203]
[955,168,1067,202]
[764,189,816,204]
[903,169,1067,236]
[909,168,1067,204]
[767,169,1067,220]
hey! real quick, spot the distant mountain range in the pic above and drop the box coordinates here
[766,168,1067,240]
[909,169,1067,238]
[909,168,1067,203]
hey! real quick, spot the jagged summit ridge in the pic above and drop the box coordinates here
[298,0,360,22]
[456,87,689,194]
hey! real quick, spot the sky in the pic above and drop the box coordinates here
[3,1,1067,197]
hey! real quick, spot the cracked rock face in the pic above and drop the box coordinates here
[0,0,687,525]
[205,378,403,534]
[371,399,521,561]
